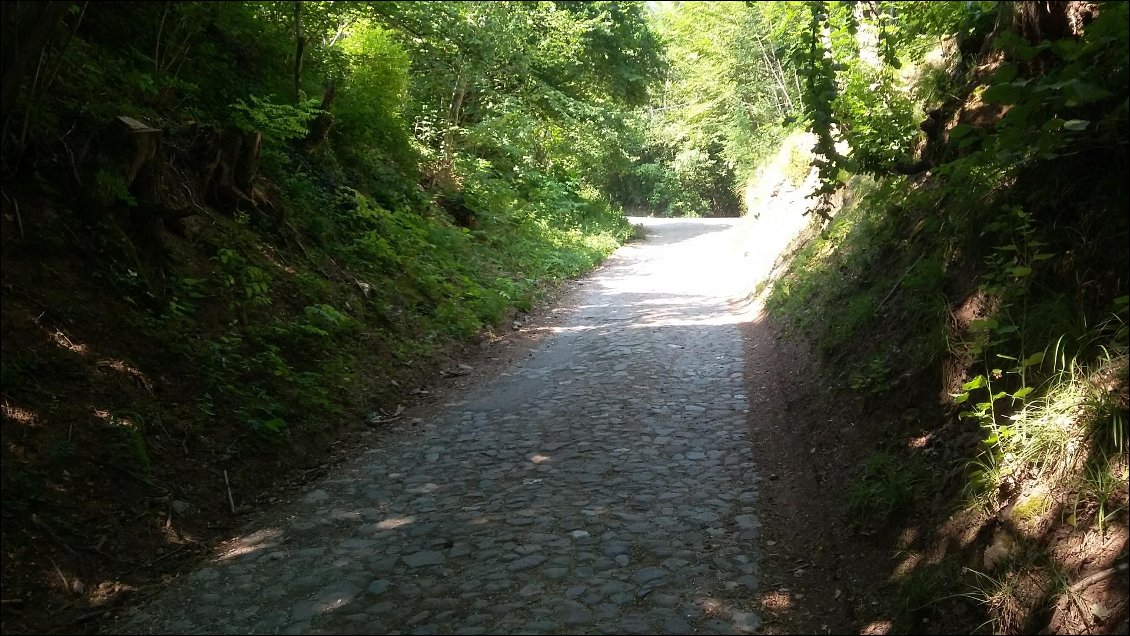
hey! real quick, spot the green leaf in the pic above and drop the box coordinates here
[963,375,986,391]
[992,64,1018,84]
[970,318,999,332]
[1063,119,1090,131]
[1022,351,1045,367]
[1000,104,1036,128]
[958,134,983,149]
[1050,38,1078,60]
[1012,386,1034,399]
[1063,82,1110,105]
[1009,266,1032,277]
[982,82,1024,105]
[949,124,974,140]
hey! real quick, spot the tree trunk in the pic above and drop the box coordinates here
[208,129,260,211]
[1007,1,1098,75]
[302,78,337,153]
[114,115,162,194]
[434,74,467,189]
[293,1,305,103]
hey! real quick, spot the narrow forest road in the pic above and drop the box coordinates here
[113,217,793,635]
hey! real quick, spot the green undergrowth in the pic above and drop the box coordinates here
[103,163,629,448]
[768,156,1127,630]
[2,1,637,454]
[766,173,950,386]
[766,2,1129,632]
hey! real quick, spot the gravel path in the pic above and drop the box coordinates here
[114,217,765,635]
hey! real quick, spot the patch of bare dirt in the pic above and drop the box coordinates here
[742,312,898,635]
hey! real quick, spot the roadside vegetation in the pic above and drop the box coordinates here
[1,2,1126,634]
[762,2,1128,633]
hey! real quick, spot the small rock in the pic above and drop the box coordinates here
[730,609,761,633]
[402,551,445,568]
[604,543,631,557]
[736,575,758,589]
[507,554,546,572]
[663,618,693,633]
[563,606,593,626]
[565,585,587,599]
[620,614,652,634]
[983,529,1015,570]
[542,566,568,579]
[303,489,330,504]
[634,566,667,584]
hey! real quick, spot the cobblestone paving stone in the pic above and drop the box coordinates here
[114,218,765,635]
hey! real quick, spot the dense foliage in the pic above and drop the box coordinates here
[606,1,805,217]
[1,1,664,445]
[768,1,1128,631]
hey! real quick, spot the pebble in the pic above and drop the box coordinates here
[402,551,444,568]
[507,554,546,572]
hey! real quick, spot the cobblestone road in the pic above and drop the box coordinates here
[115,217,765,635]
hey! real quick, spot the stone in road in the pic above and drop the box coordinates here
[113,218,764,635]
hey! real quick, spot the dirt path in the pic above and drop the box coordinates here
[108,218,784,635]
